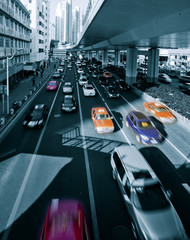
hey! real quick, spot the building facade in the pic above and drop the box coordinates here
[21,0,50,67]
[0,0,30,86]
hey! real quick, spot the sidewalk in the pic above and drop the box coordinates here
[0,61,57,130]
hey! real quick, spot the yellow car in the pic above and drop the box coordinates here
[91,107,114,133]
[144,102,176,124]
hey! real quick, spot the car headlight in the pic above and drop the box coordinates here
[140,134,149,141]
[38,120,43,125]
[97,127,103,131]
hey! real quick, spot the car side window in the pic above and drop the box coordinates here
[113,152,125,180]
[123,176,131,197]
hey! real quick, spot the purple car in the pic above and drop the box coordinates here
[126,111,162,144]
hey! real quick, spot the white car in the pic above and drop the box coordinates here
[79,73,88,79]
[79,78,88,86]
[83,84,96,96]
[58,67,64,73]
[78,67,84,74]
[62,82,73,94]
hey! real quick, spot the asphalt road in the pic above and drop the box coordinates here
[0,62,190,240]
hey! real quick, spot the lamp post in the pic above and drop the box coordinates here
[6,48,23,115]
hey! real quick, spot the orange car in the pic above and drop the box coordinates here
[91,107,114,133]
[144,102,176,124]
[103,71,112,78]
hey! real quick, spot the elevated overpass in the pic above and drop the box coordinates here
[70,0,190,84]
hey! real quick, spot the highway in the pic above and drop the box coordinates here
[0,61,190,240]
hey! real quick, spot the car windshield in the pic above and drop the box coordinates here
[132,183,170,210]
[155,107,168,112]
[96,114,110,120]
[86,86,93,90]
[138,120,153,129]
[48,82,56,86]
[64,83,71,87]
[108,87,117,93]
[30,109,43,120]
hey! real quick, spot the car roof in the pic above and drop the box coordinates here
[114,145,156,177]
[44,199,85,240]
[131,111,149,120]
[49,80,57,83]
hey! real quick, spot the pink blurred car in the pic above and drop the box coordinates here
[39,199,90,240]
[46,81,58,91]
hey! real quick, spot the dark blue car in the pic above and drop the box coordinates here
[126,111,162,144]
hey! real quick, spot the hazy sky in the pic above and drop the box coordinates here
[50,0,89,24]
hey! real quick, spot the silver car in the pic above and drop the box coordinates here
[62,82,73,94]
[111,145,188,240]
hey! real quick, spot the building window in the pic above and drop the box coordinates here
[6,17,9,27]
[6,38,10,47]
[39,48,44,53]
[0,37,4,47]
[0,14,3,25]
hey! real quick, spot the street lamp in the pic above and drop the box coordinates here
[7,48,23,115]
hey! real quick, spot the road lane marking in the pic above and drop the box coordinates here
[75,75,100,240]
[2,83,62,240]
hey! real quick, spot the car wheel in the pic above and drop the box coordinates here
[136,134,141,143]
[126,120,129,127]
[131,222,138,240]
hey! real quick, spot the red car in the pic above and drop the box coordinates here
[39,199,90,240]
[46,81,58,91]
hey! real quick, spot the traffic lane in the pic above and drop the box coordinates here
[0,84,58,159]
[139,146,190,237]
[77,82,135,239]
[3,90,93,239]
[119,90,190,165]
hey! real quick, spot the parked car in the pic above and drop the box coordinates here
[111,145,188,240]
[144,102,176,124]
[126,111,162,144]
[46,80,59,91]
[61,95,77,112]
[39,199,90,240]
[62,82,73,94]
[104,85,120,98]
[158,73,172,83]
[83,84,96,96]
[91,107,114,133]
[23,104,48,128]
[179,81,190,92]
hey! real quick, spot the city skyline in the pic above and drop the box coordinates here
[50,0,88,24]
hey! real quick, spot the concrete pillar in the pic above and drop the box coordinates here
[147,48,159,83]
[126,48,138,85]
[114,50,120,66]
[102,49,108,68]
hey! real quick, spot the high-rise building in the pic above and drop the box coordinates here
[21,0,50,66]
[55,0,73,45]
[72,7,80,44]
[0,0,30,87]
[50,23,56,40]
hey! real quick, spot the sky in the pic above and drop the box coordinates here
[50,0,89,24]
